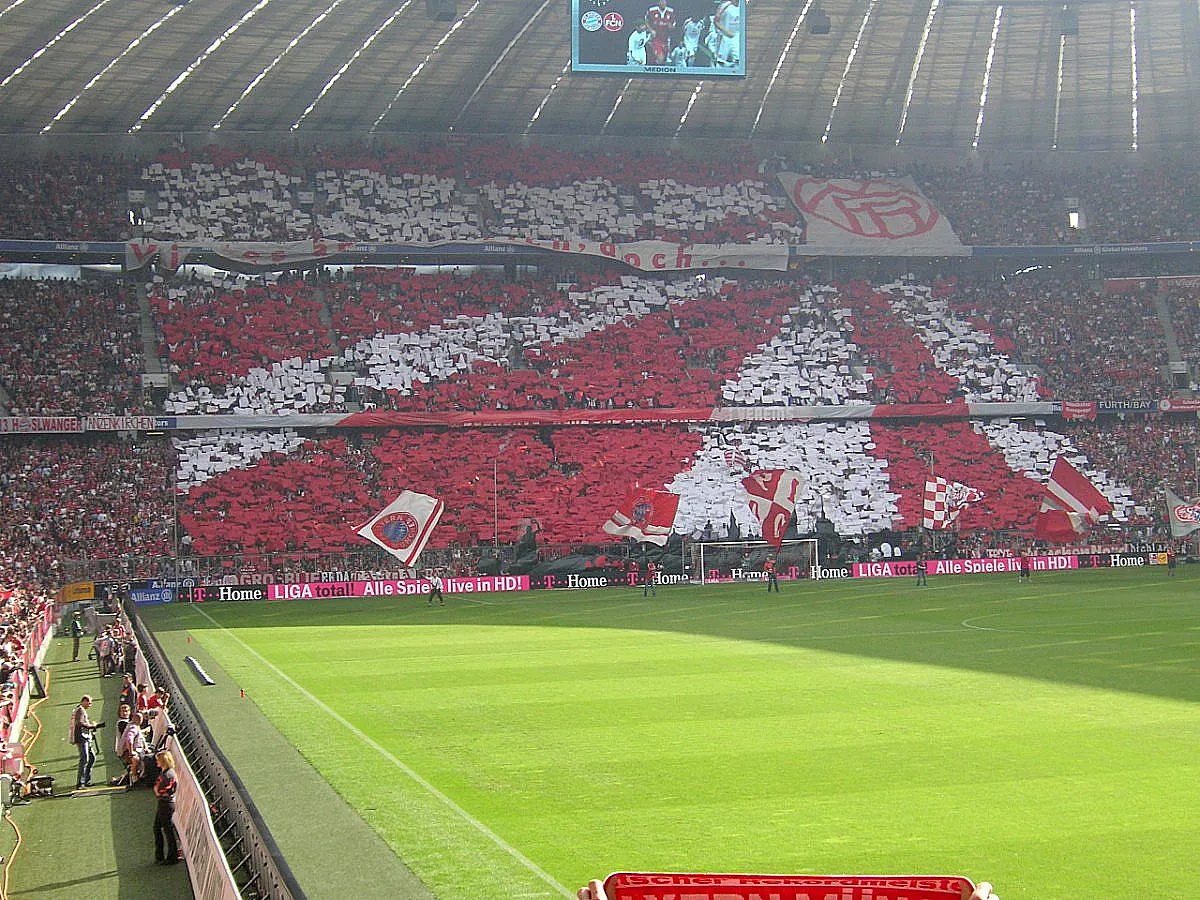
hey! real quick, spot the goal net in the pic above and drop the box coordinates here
[691,539,819,585]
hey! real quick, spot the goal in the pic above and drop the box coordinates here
[691,539,819,585]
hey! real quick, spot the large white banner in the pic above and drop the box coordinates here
[127,237,790,273]
[778,174,969,256]
[516,238,790,272]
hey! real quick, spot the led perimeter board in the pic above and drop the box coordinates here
[571,0,746,76]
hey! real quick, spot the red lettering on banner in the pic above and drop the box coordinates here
[623,252,641,267]
[129,242,159,264]
[675,248,694,269]
[242,250,260,262]
[600,243,618,258]
[651,253,667,269]
[271,250,286,263]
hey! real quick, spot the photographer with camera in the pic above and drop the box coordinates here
[68,694,104,789]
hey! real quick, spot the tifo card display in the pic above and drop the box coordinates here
[572,0,746,76]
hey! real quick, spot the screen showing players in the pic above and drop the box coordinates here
[571,0,746,76]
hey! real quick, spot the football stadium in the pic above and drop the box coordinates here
[1,1,1199,898]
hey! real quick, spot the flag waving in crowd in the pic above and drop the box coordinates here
[742,469,805,548]
[1034,458,1113,542]
[1165,487,1200,538]
[722,444,750,473]
[602,485,680,546]
[922,476,984,530]
[355,490,444,566]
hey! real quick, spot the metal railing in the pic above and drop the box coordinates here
[128,601,304,900]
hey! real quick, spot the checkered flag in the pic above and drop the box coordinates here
[922,476,984,530]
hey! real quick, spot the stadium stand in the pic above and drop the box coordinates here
[1165,286,1200,385]
[0,437,174,591]
[950,275,1169,399]
[137,142,802,246]
[152,271,333,387]
[0,278,150,415]
[2,146,1200,247]
[0,154,134,240]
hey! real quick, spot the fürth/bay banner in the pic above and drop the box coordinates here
[778,174,969,257]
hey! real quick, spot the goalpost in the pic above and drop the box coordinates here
[692,539,819,585]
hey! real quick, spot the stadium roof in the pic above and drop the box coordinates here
[0,0,1196,151]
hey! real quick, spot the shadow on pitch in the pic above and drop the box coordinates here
[139,571,1200,704]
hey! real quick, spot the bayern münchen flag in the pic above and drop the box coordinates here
[1034,457,1113,542]
[355,490,444,566]
[922,476,984,530]
[742,469,805,548]
[1166,487,1200,538]
[602,486,680,546]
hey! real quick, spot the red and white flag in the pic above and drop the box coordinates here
[1034,457,1113,542]
[722,445,749,472]
[742,469,805,548]
[922,476,984,530]
[355,490,444,566]
[603,486,679,546]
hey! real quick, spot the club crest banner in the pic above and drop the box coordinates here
[778,174,968,256]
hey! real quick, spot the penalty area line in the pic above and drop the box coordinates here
[186,604,573,898]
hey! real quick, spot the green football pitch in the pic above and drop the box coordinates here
[141,570,1199,900]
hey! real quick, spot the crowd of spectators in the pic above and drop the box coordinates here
[159,269,777,416]
[133,141,803,247]
[179,425,704,554]
[0,278,151,415]
[1166,287,1200,383]
[0,437,175,592]
[151,271,331,387]
[0,586,52,746]
[950,275,1168,399]
[3,144,1200,247]
[385,280,798,413]
[0,154,135,240]
[1064,416,1200,517]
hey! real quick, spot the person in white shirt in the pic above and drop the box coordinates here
[119,712,148,787]
[627,22,650,66]
[706,0,741,66]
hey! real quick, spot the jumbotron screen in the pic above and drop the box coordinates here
[571,0,746,77]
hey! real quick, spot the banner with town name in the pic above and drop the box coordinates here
[127,237,790,274]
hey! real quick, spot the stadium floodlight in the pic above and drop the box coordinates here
[42,4,185,134]
[751,0,815,137]
[214,0,349,130]
[130,0,275,133]
[291,1,415,132]
[0,0,116,94]
[371,0,482,133]
[822,0,877,144]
